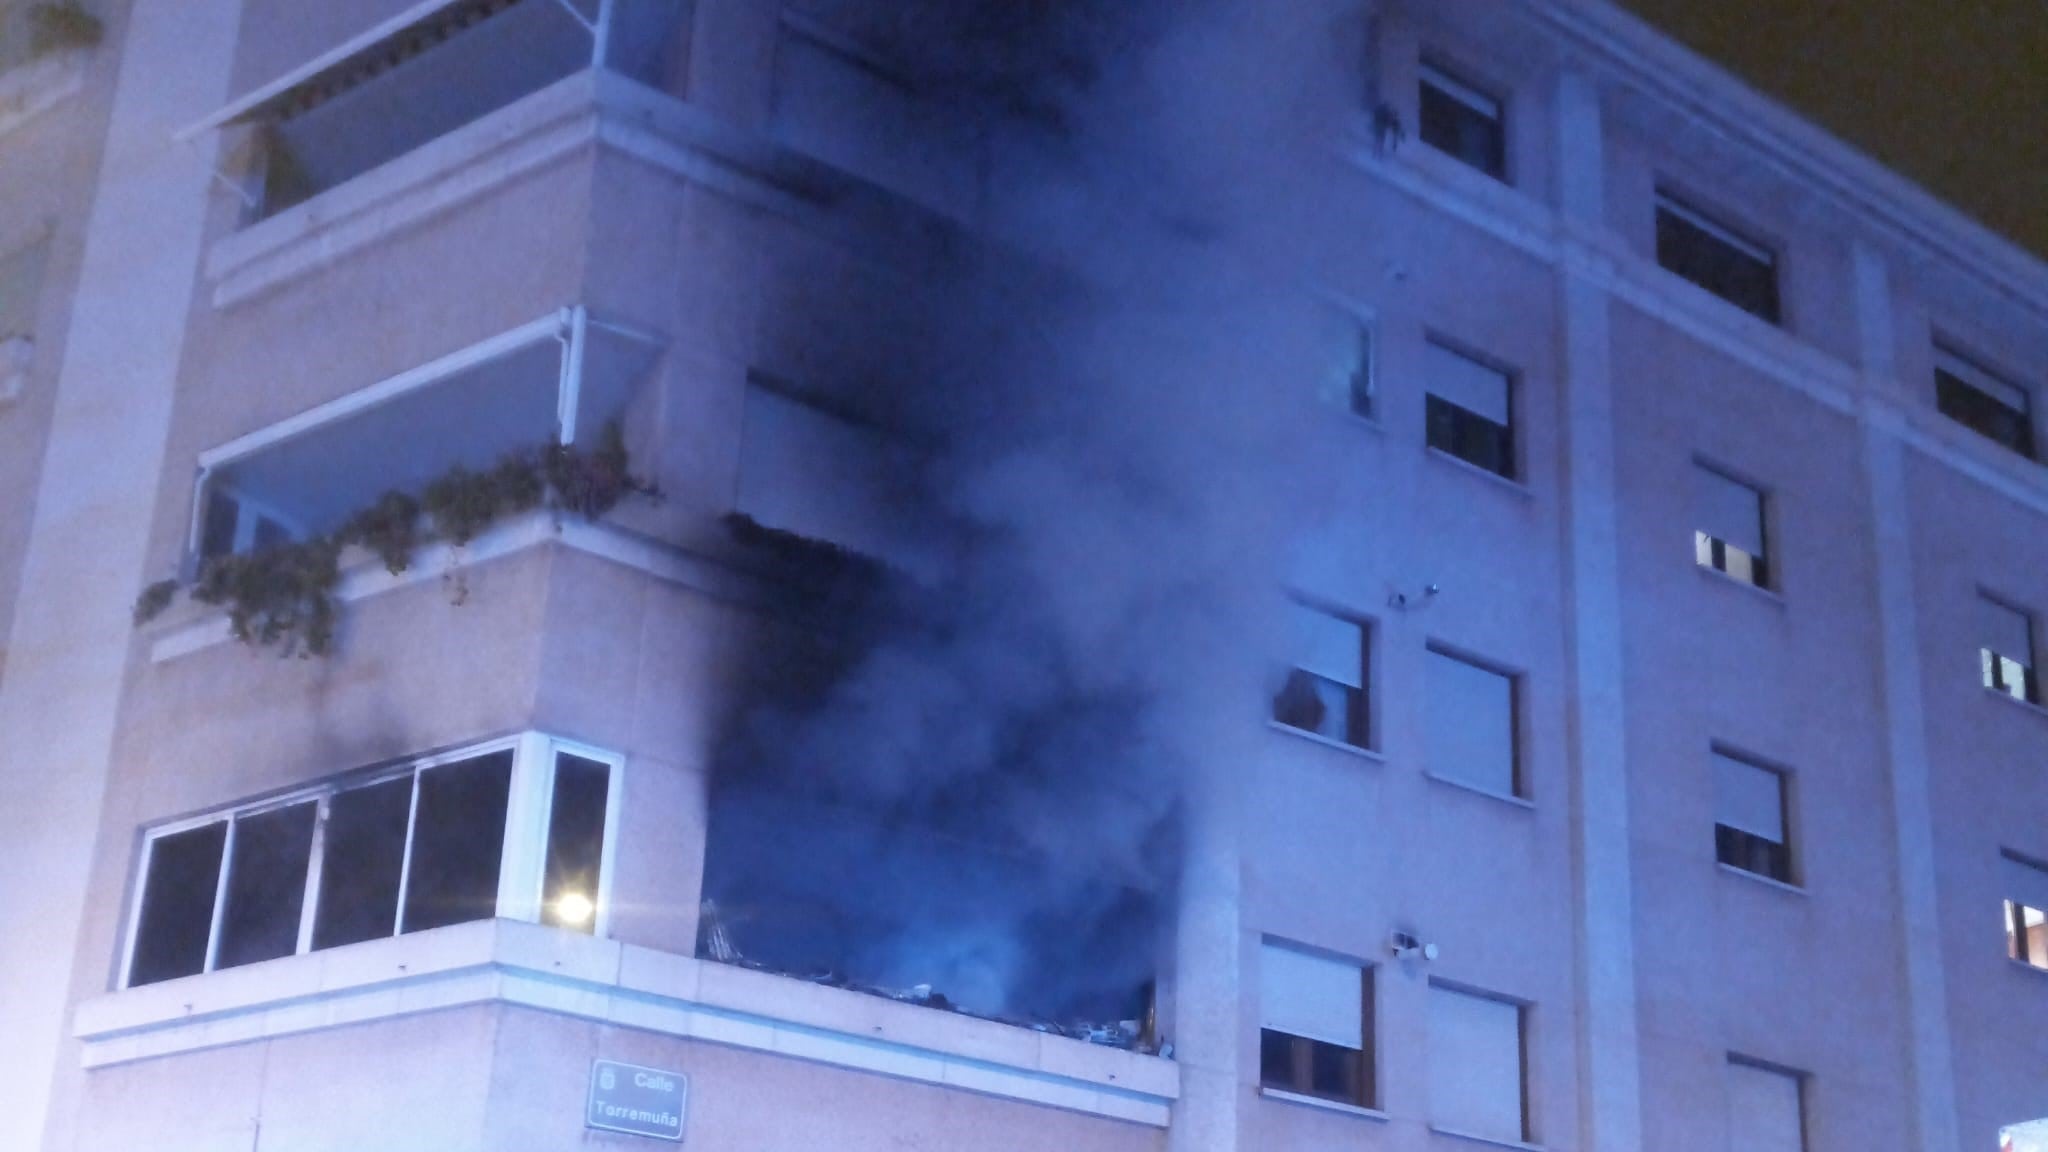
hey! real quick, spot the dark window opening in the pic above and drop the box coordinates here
[1427,395,1514,478]
[128,823,227,987]
[1937,354,2034,459]
[1656,193,1781,324]
[2009,900,2048,970]
[401,751,513,934]
[1419,62,1506,181]
[311,775,413,951]
[1261,1028,1374,1108]
[1275,605,1370,749]
[542,753,611,932]
[1347,324,1375,419]
[1714,750,1792,885]
[1715,823,1792,885]
[215,802,317,970]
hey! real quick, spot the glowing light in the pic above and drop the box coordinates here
[555,892,595,926]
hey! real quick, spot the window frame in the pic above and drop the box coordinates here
[2003,849,2048,972]
[1725,1054,1809,1152]
[1934,342,2036,460]
[1711,744,1796,887]
[1274,597,1375,751]
[1424,642,1524,800]
[1653,188,1784,325]
[117,731,623,989]
[1977,589,2040,705]
[1417,56,1509,183]
[1258,937,1378,1110]
[1692,458,1773,590]
[1427,979,1531,1145]
[1423,335,1519,481]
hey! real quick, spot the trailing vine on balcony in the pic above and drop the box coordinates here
[25,1,103,57]
[132,422,656,658]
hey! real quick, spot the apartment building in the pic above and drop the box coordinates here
[0,1,2044,1151]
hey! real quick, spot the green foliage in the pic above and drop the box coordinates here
[339,490,422,575]
[27,2,103,56]
[134,423,652,657]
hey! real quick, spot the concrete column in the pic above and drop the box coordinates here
[0,4,242,1150]
[1167,750,1243,1152]
[1852,243,1961,1152]
[1553,69,1646,1152]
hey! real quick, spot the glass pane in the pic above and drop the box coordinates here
[129,823,227,987]
[312,775,413,951]
[401,751,513,934]
[215,803,317,970]
[542,753,611,932]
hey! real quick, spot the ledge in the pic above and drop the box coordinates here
[73,919,1179,1126]
[1695,563,1785,607]
[2008,958,2048,982]
[1268,721,1387,764]
[144,512,767,664]
[1258,1087,1389,1122]
[0,48,88,138]
[1425,447,1535,501]
[1429,1124,1546,1152]
[1424,772,1536,812]
[1715,862,1807,897]
[1984,685,2048,725]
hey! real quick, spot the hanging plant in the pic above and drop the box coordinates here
[131,422,655,657]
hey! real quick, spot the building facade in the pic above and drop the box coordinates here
[0,2,2044,1151]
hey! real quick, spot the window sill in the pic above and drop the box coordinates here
[1716,862,1806,896]
[74,919,1179,1126]
[1429,1124,1545,1152]
[2008,958,2048,981]
[1984,686,2048,723]
[1269,721,1386,763]
[1424,772,1535,812]
[1426,447,1533,500]
[1340,409,1387,437]
[1259,1087,1388,1121]
[0,48,88,138]
[1695,563,1784,606]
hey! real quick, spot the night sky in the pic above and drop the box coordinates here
[1622,0,2048,261]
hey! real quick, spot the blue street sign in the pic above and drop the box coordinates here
[587,1060,687,1141]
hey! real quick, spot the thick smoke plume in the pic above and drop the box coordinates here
[706,0,1362,1025]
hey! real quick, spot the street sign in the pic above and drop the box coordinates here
[587,1060,687,1142]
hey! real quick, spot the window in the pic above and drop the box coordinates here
[1726,1059,1805,1152]
[1655,191,1781,324]
[191,308,657,563]
[1980,595,2039,704]
[2004,852,2048,972]
[1274,603,1369,749]
[1429,984,1526,1144]
[735,377,910,560]
[1936,348,2035,459]
[1694,464,1770,588]
[0,233,48,341]
[1259,940,1374,1108]
[1425,646,1519,798]
[1337,320,1375,419]
[2006,1121,2048,1152]
[122,734,619,988]
[1418,61,1506,181]
[1425,340,1515,479]
[1714,749,1792,884]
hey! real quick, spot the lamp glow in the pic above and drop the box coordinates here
[555,892,595,926]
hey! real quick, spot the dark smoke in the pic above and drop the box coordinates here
[704,0,1363,1026]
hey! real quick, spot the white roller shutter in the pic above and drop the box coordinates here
[1725,1060,1804,1152]
[1980,597,2036,664]
[1291,604,1363,689]
[1714,752,1785,844]
[1430,986,1523,1144]
[1426,342,1510,424]
[1260,941,1363,1050]
[1426,650,1516,796]
[1696,467,1765,556]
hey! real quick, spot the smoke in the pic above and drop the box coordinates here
[705,0,1364,1024]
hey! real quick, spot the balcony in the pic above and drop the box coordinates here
[0,1,98,134]
[73,918,1179,1126]
[181,0,685,223]
[190,306,659,564]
